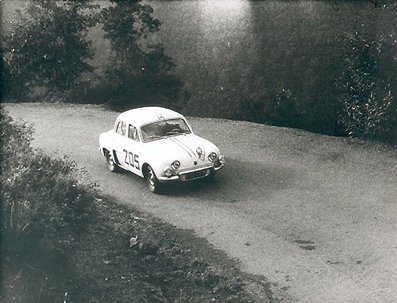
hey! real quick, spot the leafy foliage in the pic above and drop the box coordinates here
[338,31,397,141]
[99,0,186,109]
[2,0,98,100]
[0,107,96,264]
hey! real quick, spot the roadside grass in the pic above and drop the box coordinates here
[1,108,261,302]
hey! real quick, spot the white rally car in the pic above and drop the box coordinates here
[99,107,225,193]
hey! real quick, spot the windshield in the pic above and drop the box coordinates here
[141,118,192,142]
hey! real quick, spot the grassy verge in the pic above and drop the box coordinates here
[1,108,265,302]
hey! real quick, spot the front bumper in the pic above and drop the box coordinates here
[158,161,224,182]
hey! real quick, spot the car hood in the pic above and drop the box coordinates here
[142,134,219,163]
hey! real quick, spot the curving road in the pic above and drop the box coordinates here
[6,103,397,303]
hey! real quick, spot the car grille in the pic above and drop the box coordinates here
[180,168,210,181]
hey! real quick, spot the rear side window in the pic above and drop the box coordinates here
[116,121,127,136]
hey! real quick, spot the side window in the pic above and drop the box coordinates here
[128,124,139,141]
[116,121,127,136]
[121,122,126,136]
[116,121,122,134]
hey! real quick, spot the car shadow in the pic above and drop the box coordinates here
[162,158,296,203]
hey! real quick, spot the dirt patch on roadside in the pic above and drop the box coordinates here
[66,196,278,302]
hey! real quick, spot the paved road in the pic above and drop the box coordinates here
[6,103,397,303]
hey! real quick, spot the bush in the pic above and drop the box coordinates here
[338,31,397,142]
[339,89,396,141]
[0,107,96,264]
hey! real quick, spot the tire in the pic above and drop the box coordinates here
[106,151,119,172]
[145,165,162,194]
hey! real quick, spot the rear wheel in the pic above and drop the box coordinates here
[106,151,119,172]
[145,165,162,193]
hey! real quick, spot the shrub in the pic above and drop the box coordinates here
[338,31,397,142]
[0,107,96,264]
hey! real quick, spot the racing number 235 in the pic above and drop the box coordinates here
[123,149,139,169]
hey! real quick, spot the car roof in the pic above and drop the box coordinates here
[117,107,186,127]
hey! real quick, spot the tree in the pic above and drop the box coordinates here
[100,0,186,109]
[3,0,98,100]
[338,31,396,140]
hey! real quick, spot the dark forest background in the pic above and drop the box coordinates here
[2,0,397,143]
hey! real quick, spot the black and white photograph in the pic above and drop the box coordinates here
[1,0,396,302]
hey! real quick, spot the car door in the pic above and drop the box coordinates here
[113,120,127,167]
[120,123,141,175]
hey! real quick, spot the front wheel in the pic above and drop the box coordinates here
[106,151,119,172]
[145,165,162,194]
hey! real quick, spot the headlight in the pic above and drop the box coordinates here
[163,168,175,177]
[196,147,203,155]
[171,160,180,170]
[208,152,218,162]
[219,155,225,164]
